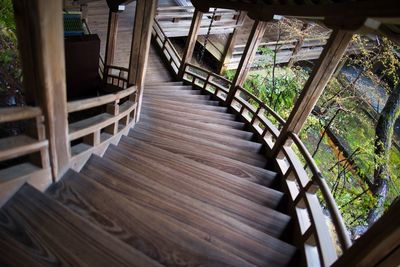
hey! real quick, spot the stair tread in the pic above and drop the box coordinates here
[142,105,245,129]
[143,95,221,105]
[140,115,261,153]
[142,97,228,112]
[0,184,162,267]
[139,109,254,140]
[83,153,291,239]
[131,125,267,167]
[120,136,282,207]
[142,99,236,120]
[124,127,278,186]
[48,170,261,267]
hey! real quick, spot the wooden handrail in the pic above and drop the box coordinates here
[289,132,352,250]
[0,106,42,123]
[153,20,351,266]
[67,86,136,113]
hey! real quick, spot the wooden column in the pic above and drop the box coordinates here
[226,20,268,105]
[104,10,119,66]
[272,30,353,157]
[219,11,247,75]
[332,199,400,267]
[13,0,70,179]
[128,0,157,121]
[177,9,203,79]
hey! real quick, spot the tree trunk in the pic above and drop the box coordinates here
[367,84,400,225]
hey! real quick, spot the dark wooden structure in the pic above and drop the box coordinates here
[0,0,399,266]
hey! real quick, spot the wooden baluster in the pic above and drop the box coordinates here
[13,0,70,180]
[104,100,120,136]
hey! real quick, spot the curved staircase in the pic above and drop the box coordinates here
[0,47,298,266]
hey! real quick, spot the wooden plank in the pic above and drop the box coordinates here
[177,9,203,79]
[272,30,353,157]
[13,0,70,179]
[0,107,42,123]
[0,184,162,267]
[48,170,266,267]
[226,20,268,105]
[0,135,48,162]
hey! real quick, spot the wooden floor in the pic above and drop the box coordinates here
[0,44,298,266]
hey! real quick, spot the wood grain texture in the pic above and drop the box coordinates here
[0,184,162,267]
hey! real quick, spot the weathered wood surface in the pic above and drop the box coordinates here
[0,184,162,267]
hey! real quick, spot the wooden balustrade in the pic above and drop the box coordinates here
[152,20,351,265]
[67,86,137,171]
[103,65,129,89]
[152,20,182,75]
[0,106,52,206]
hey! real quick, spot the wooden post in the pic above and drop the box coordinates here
[13,0,70,180]
[226,20,268,105]
[332,199,400,267]
[219,11,247,75]
[177,9,203,79]
[104,10,119,67]
[128,0,157,121]
[271,30,353,157]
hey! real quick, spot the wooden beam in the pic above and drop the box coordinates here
[177,9,203,79]
[226,20,268,105]
[332,199,400,267]
[218,11,247,75]
[271,29,353,157]
[128,0,157,121]
[104,10,119,67]
[13,0,70,180]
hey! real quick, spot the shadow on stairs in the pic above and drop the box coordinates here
[0,81,299,266]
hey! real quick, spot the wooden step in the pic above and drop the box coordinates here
[138,109,254,140]
[140,115,261,153]
[145,91,212,100]
[145,81,183,86]
[77,162,297,267]
[125,127,277,186]
[141,101,237,120]
[48,170,258,267]
[142,97,229,112]
[119,136,281,207]
[105,142,289,236]
[131,125,267,167]
[0,184,162,267]
[142,106,246,129]
[143,94,221,106]
[144,88,203,95]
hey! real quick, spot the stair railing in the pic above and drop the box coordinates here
[67,85,137,171]
[0,106,52,206]
[152,18,351,266]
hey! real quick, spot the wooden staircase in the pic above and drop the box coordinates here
[0,75,298,266]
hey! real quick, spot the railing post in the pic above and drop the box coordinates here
[219,11,247,75]
[226,20,268,106]
[104,10,119,67]
[177,9,203,79]
[128,0,157,122]
[271,29,353,158]
[13,0,70,180]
